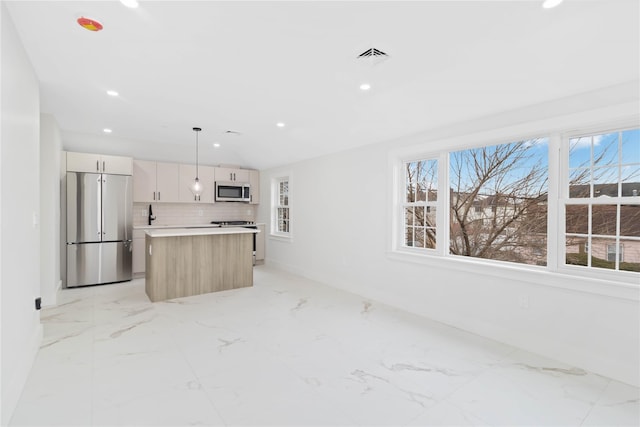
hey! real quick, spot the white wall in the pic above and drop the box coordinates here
[0,3,43,424]
[40,114,61,306]
[258,82,640,387]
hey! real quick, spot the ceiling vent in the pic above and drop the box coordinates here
[357,48,390,65]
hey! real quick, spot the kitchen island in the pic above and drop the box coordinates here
[145,227,257,302]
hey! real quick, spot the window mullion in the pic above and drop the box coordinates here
[548,133,561,270]
[439,151,449,257]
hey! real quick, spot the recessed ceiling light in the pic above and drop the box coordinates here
[106,90,119,97]
[120,0,139,8]
[542,0,563,9]
[103,128,112,133]
[213,143,220,148]
[360,83,371,91]
[276,122,285,128]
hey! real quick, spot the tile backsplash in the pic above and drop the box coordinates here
[133,202,256,226]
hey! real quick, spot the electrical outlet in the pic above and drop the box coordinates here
[519,295,530,309]
[142,210,148,217]
[198,210,203,216]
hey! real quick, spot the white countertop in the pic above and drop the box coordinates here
[135,223,264,230]
[145,227,259,238]
[134,224,221,230]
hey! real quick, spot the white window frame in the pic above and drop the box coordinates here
[401,157,439,251]
[389,119,639,294]
[270,175,292,241]
[559,125,640,277]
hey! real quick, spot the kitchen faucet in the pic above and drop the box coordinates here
[148,204,156,226]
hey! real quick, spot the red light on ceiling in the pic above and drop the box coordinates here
[77,17,103,32]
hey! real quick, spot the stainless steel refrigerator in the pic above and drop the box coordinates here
[66,172,132,287]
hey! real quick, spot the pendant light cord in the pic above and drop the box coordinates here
[196,131,199,179]
[193,127,201,180]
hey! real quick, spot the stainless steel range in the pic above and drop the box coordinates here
[210,220,255,227]
[211,220,257,264]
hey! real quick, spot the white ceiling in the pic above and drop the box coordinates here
[5,0,639,170]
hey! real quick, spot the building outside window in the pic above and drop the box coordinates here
[607,243,624,263]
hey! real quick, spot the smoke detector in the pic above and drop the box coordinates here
[357,48,390,65]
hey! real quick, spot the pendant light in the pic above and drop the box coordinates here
[191,127,203,196]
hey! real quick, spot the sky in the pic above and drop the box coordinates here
[569,129,640,169]
[406,129,639,199]
[450,137,549,195]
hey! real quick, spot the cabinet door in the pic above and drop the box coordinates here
[67,152,132,175]
[133,160,157,202]
[198,166,215,202]
[133,229,149,274]
[214,167,249,182]
[180,164,215,202]
[249,169,260,204]
[156,162,180,202]
[102,154,132,175]
[234,169,249,182]
[133,238,146,274]
[214,167,236,182]
[255,224,265,261]
[179,164,198,202]
[67,152,101,173]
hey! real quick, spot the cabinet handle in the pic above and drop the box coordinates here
[153,192,156,201]
[103,161,106,172]
[96,160,100,172]
[158,192,161,200]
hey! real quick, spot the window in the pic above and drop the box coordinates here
[565,129,640,272]
[403,159,437,249]
[393,125,639,282]
[271,176,290,236]
[607,243,624,263]
[449,138,549,265]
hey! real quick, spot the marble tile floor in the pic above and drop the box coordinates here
[9,265,639,426]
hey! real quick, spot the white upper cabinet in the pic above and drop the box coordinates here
[179,164,215,202]
[66,152,132,175]
[214,167,249,183]
[133,161,259,204]
[155,162,180,203]
[133,160,180,203]
[249,169,260,205]
[133,160,156,203]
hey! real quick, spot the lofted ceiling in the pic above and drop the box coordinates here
[5,0,639,170]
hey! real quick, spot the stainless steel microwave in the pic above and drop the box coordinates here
[215,182,251,202]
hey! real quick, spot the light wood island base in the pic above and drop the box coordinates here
[145,228,255,302]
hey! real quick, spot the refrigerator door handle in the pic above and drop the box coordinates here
[97,176,103,238]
